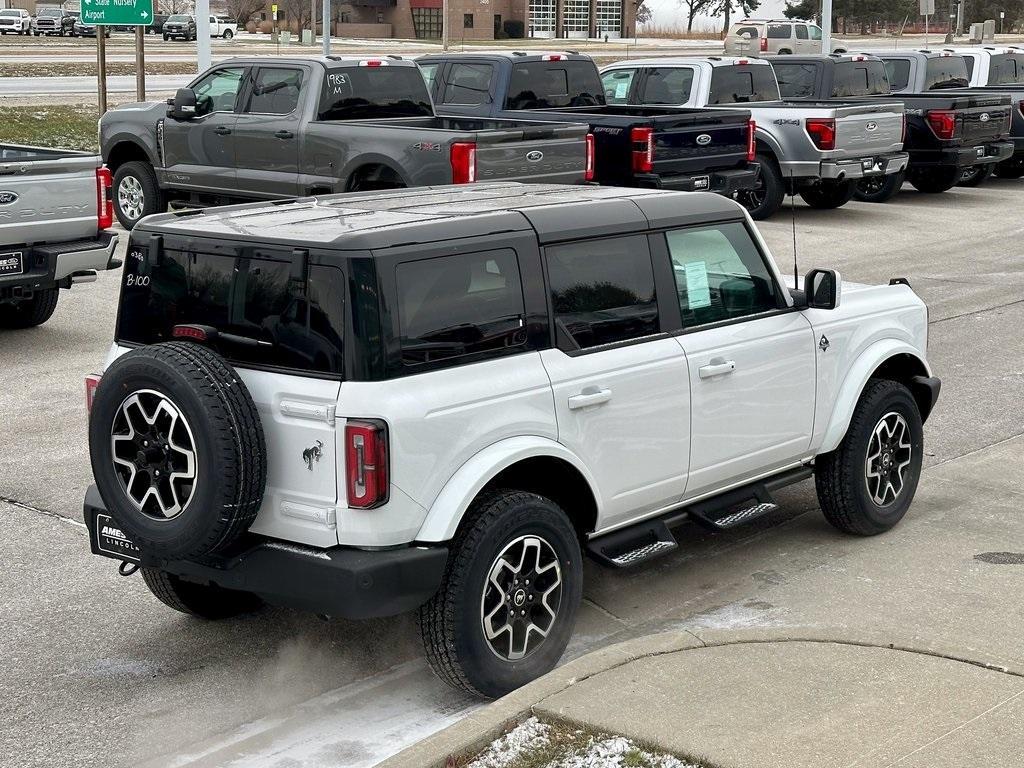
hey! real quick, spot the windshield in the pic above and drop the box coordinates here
[117,247,347,376]
[38,9,61,16]
[925,56,971,89]
[167,15,190,22]
[506,60,605,110]
[708,64,780,104]
[0,10,20,16]
[317,67,433,120]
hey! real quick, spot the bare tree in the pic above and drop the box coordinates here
[159,0,194,13]
[680,0,713,31]
[223,0,265,25]
[277,0,311,29]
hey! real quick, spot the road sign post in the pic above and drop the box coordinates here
[81,0,154,110]
[96,28,107,116]
[135,25,146,101]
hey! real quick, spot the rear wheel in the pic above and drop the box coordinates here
[418,490,583,698]
[223,28,233,39]
[854,171,904,203]
[799,179,855,209]
[0,288,59,329]
[994,159,1024,179]
[141,569,263,619]
[735,152,785,220]
[958,163,994,187]
[907,165,960,194]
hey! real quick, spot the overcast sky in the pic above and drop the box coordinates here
[645,0,790,30]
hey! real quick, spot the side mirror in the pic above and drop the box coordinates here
[804,268,841,310]
[166,88,199,120]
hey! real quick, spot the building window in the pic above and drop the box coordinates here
[595,0,622,37]
[411,6,442,39]
[340,12,350,22]
[563,0,589,35]
[528,0,555,36]
[376,11,384,23]
[463,13,473,28]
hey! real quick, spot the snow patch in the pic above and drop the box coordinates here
[469,717,553,768]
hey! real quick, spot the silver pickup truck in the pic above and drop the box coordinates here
[0,145,119,328]
[599,56,910,217]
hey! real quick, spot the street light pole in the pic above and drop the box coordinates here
[322,0,330,54]
[442,0,449,50]
[821,0,832,53]
[196,0,211,72]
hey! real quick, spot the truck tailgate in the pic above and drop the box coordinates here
[648,112,751,177]
[956,103,1013,144]
[471,121,589,184]
[0,147,100,246]
[830,103,906,156]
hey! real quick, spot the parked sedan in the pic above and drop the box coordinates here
[0,8,31,34]
[73,19,111,37]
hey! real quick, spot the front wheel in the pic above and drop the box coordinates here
[799,179,855,209]
[735,152,785,220]
[223,29,233,39]
[113,161,165,229]
[907,165,960,194]
[0,288,59,329]
[418,490,583,698]
[142,569,263,619]
[854,171,904,203]
[815,379,924,536]
[958,163,994,187]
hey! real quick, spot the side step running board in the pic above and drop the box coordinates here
[586,466,813,569]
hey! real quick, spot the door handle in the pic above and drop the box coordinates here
[274,130,294,139]
[567,387,612,410]
[698,359,736,379]
[213,126,232,135]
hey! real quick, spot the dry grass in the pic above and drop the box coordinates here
[1,61,197,78]
[638,22,724,40]
[0,105,100,151]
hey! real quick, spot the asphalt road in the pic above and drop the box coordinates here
[2,180,1024,768]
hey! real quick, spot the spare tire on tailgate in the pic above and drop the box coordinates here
[88,341,267,561]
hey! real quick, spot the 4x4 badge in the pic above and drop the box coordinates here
[303,440,323,471]
[819,335,831,352]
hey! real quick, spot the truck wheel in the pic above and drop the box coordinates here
[735,152,785,220]
[141,569,263,619]
[815,379,924,536]
[0,288,59,329]
[418,490,583,698]
[994,160,1024,179]
[88,342,267,561]
[907,166,960,194]
[958,163,993,187]
[163,33,169,40]
[853,171,904,203]
[799,179,855,209]
[113,161,165,230]
[223,28,233,39]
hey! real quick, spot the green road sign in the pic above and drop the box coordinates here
[80,0,154,26]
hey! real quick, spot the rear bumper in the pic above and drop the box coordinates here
[911,141,1015,169]
[635,165,760,195]
[83,485,448,620]
[0,230,119,297]
[819,151,910,180]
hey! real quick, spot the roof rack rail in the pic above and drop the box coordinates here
[564,49,579,55]
[387,54,403,60]
[512,50,527,56]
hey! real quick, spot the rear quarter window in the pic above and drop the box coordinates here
[708,65,780,104]
[766,23,791,39]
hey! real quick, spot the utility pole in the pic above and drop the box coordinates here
[135,25,146,100]
[196,0,211,73]
[322,0,330,54]
[821,0,832,54]
[442,0,449,50]
[97,27,107,116]
[310,0,315,44]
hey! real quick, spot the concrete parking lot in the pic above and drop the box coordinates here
[2,181,1023,767]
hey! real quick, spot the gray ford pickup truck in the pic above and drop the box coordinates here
[0,145,119,328]
[100,56,593,229]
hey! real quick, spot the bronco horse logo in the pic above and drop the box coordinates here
[303,440,323,471]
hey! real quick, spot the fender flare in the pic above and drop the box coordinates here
[819,340,932,454]
[415,436,604,543]
[340,154,412,190]
[753,128,785,163]
[103,134,159,170]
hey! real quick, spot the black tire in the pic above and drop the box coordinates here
[418,490,583,698]
[907,165,960,194]
[958,163,994,187]
[223,29,233,39]
[994,160,1024,179]
[815,379,924,536]
[112,160,166,230]
[0,287,59,329]
[735,152,785,220]
[799,179,855,209]
[88,342,267,561]
[778,48,792,54]
[141,568,263,619]
[163,33,169,40]
[854,171,904,203]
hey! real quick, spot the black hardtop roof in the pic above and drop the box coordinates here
[416,51,594,63]
[137,183,744,251]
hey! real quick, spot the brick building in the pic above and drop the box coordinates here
[318,0,635,42]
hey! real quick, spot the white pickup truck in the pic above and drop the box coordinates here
[0,145,119,328]
[83,184,938,698]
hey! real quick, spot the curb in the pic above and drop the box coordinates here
[377,626,1024,768]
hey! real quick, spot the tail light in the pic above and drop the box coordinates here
[1018,101,1024,118]
[631,126,654,173]
[585,133,595,181]
[450,141,477,184]
[345,420,389,509]
[542,54,565,61]
[96,166,113,230]
[805,118,836,151]
[359,59,386,67]
[85,373,101,413]
[759,36,768,52]
[926,110,957,140]
[746,120,757,162]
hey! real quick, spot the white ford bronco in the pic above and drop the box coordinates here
[83,184,939,697]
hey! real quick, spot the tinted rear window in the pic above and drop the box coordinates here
[925,56,971,89]
[773,62,818,98]
[506,60,605,110]
[832,61,890,96]
[767,23,791,39]
[708,65,780,104]
[117,248,346,376]
[318,67,433,120]
[884,59,911,91]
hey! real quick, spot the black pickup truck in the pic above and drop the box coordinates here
[769,53,1013,201]
[99,56,592,229]
[416,52,764,215]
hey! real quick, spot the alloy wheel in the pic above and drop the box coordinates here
[480,534,563,661]
[864,411,912,507]
[117,175,146,221]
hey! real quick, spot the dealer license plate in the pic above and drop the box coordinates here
[0,251,23,277]
[93,513,141,563]
[692,176,710,191]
